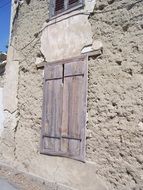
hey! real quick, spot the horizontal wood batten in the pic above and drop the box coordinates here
[45,74,84,81]
[40,150,85,162]
[46,55,86,66]
[43,135,82,141]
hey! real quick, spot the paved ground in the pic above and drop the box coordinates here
[0,179,18,190]
[0,163,74,190]
[0,163,48,190]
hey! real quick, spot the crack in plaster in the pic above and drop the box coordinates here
[4,109,17,115]
[13,120,19,160]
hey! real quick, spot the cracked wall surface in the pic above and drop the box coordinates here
[4,0,48,168]
[0,55,6,138]
[0,0,48,175]
[87,0,143,189]
[1,0,143,190]
[0,1,107,190]
[0,73,4,135]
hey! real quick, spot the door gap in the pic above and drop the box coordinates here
[62,64,65,84]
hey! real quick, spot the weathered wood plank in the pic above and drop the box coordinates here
[41,63,63,153]
[62,71,85,159]
[44,79,63,152]
[46,55,86,66]
[61,78,69,153]
[41,55,87,161]
[45,64,63,80]
[64,60,86,77]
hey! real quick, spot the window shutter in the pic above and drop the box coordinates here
[41,56,87,161]
[55,0,65,13]
[49,0,84,18]
[68,0,79,5]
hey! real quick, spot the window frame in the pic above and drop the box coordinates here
[49,0,84,19]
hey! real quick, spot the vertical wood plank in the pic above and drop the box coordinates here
[45,64,63,80]
[62,75,84,157]
[61,58,87,160]
[41,56,87,161]
[46,80,63,152]
[64,60,86,77]
[42,64,63,153]
[61,78,69,153]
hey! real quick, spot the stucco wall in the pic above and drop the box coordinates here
[0,65,5,88]
[2,0,48,166]
[1,0,143,189]
[0,1,107,190]
[0,67,5,137]
[87,0,143,189]
[0,88,4,135]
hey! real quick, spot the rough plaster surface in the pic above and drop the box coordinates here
[0,64,5,139]
[0,37,20,162]
[1,0,143,190]
[0,75,4,87]
[0,88,4,135]
[87,0,143,189]
[0,0,107,190]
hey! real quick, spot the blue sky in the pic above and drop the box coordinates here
[0,1,11,53]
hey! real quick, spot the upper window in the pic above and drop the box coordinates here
[49,0,84,18]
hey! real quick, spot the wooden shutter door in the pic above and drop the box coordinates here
[41,56,87,161]
[41,64,63,154]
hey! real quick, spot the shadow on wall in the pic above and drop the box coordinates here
[25,0,31,5]
[0,87,4,135]
[0,53,7,75]
[0,53,7,135]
